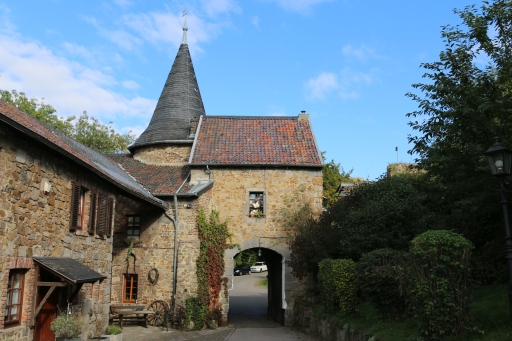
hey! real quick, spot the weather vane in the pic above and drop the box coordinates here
[182,3,188,44]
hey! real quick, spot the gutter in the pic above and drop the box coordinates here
[188,115,203,164]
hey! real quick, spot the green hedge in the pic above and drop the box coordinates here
[409,230,473,339]
[318,258,357,315]
[356,248,408,321]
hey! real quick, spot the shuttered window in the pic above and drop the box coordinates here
[89,191,98,235]
[71,182,113,236]
[70,183,86,231]
[97,194,114,236]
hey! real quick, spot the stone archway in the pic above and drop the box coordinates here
[223,237,294,326]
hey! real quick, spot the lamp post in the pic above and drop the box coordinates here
[484,136,512,319]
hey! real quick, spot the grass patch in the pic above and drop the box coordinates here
[311,284,512,341]
[256,278,268,287]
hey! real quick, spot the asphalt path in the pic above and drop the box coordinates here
[226,271,317,341]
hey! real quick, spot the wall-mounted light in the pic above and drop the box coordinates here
[43,181,51,195]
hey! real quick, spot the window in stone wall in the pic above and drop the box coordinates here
[249,192,264,217]
[71,183,113,236]
[5,270,25,326]
[126,216,141,241]
[70,183,88,231]
[123,274,138,303]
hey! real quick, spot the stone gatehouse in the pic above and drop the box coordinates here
[0,18,323,340]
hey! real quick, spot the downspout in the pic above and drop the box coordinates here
[166,174,190,312]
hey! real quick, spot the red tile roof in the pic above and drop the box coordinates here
[0,100,168,209]
[107,155,190,195]
[190,116,323,166]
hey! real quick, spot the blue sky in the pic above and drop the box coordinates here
[0,0,474,179]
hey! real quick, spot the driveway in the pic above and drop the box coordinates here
[226,271,317,341]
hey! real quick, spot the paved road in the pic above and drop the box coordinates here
[120,271,316,341]
[226,271,317,341]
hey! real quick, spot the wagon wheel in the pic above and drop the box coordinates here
[147,300,169,326]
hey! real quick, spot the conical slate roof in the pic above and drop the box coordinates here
[130,43,205,150]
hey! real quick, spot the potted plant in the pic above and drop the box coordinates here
[50,311,83,341]
[102,324,123,341]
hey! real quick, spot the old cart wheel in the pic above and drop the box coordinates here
[147,300,169,326]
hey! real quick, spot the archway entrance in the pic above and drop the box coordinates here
[227,247,284,326]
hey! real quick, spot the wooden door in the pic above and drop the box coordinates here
[33,286,59,341]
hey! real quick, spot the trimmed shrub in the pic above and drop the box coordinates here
[356,248,407,321]
[318,258,357,315]
[408,230,473,339]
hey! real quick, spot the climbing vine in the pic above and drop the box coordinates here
[188,208,233,329]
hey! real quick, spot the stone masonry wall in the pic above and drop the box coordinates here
[0,122,113,340]
[191,166,323,325]
[133,145,192,165]
[111,189,212,311]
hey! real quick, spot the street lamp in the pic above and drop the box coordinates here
[484,136,512,319]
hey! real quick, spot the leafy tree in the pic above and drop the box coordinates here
[1,90,74,135]
[234,249,257,266]
[322,154,356,207]
[288,174,431,280]
[1,90,135,153]
[405,0,512,282]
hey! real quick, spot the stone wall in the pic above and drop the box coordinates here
[133,145,192,165]
[196,166,323,326]
[0,122,114,339]
[110,189,212,311]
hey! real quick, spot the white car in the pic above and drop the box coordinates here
[250,262,268,272]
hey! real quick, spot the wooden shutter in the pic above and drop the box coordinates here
[70,183,81,231]
[97,194,108,235]
[106,197,114,237]
[89,191,98,235]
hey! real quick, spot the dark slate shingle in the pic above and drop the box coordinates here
[130,43,205,150]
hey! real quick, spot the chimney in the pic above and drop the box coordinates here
[190,117,199,136]
[298,110,309,122]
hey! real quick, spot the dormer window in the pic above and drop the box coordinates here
[249,192,264,218]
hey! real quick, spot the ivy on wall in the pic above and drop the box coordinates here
[186,209,233,329]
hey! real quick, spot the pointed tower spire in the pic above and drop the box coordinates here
[130,8,206,152]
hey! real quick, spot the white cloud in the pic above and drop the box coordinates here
[0,33,156,122]
[122,80,140,90]
[305,69,377,101]
[84,16,143,52]
[266,0,332,14]
[251,16,260,27]
[113,0,134,8]
[305,72,339,100]
[121,11,221,55]
[201,0,241,17]
[342,44,385,62]
[121,124,147,139]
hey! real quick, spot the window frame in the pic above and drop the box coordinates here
[5,270,25,327]
[126,215,141,241]
[248,191,265,217]
[122,274,138,303]
[71,182,113,236]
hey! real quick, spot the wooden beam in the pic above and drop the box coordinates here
[30,265,40,327]
[37,281,67,287]
[32,285,57,319]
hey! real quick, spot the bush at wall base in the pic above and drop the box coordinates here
[51,311,83,341]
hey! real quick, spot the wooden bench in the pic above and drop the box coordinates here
[109,305,154,328]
